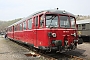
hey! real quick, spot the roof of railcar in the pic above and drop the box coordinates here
[8,9,75,27]
[76,19,90,24]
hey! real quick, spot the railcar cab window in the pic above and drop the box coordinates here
[46,14,58,28]
[60,16,70,28]
[23,21,26,30]
[28,19,32,29]
[40,15,44,28]
[34,16,38,28]
[70,17,76,28]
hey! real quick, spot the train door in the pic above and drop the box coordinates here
[33,16,38,47]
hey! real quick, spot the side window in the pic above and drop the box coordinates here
[10,27,12,32]
[78,24,81,27]
[40,15,44,28]
[9,27,12,32]
[28,19,32,29]
[82,24,85,30]
[8,27,10,32]
[34,16,38,28]
[70,17,75,28]
[7,28,8,32]
[23,21,26,30]
[20,23,22,31]
[14,26,17,31]
[16,25,18,31]
[9,27,10,32]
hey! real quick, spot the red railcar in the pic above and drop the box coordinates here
[7,9,82,52]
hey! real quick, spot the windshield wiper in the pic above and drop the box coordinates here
[48,16,56,28]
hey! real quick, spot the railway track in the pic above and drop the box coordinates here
[10,39,85,60]
[24,49,84,60]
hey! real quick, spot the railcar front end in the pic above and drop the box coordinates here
[38,13,82,52]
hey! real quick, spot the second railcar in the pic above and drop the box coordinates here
[77,19,90,42]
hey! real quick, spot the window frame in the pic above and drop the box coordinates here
[70,16,76,29]
[19,23,23,31]
[23,21,27,30]
[28,18,32,29]
[82,24,86,30]
[34,16,38,28]
[40,14,44,28]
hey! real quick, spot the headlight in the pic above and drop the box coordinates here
[48,32,56,37]
[71,33,76,37]
[73,33,76,37]
[52,33,56,37]
[74,40,78,42]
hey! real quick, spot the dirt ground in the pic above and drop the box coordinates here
[0,37,40,60]
[63,42,90,60]
[0,35,90,60]
[77,42,90,60]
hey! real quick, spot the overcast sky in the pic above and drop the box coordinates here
[0,0,90,21]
